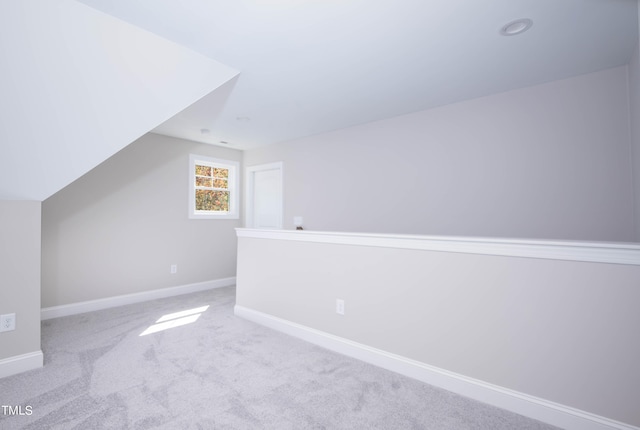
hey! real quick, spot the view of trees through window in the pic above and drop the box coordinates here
[195,164,229,212]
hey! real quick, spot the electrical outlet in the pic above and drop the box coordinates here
[170,264,177,274]
[336,299,345,315]
[0,313,16,332]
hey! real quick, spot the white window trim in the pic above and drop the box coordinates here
[189,154,239,219]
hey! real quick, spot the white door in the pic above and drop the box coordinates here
[246,162,283,229]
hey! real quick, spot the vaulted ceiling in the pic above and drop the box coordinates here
[1,0,638,200]
[78,0,639,149]
[0,0,237,200]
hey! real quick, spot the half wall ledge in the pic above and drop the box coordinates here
[235,228,640,266]
[235,227,640,429]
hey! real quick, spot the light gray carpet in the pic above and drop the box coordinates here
[1,286,560,429]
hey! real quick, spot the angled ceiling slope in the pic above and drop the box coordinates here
[76,0,638,149]
[0,0,239,201]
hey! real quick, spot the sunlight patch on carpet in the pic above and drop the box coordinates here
[139,305,210,336]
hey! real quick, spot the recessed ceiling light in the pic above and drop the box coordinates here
[200,128,211,135]
[500,18,533,36]
[236,116,251,123]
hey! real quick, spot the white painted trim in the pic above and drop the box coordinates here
[236,228,640,266]
[189,154,240,219]
[245,162,283,229]
[234,305,639,430]
[0,350,43,379]
[41,277,236,320]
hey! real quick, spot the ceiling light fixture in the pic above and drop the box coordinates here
[200,128,211,135]
[500,18,533,36]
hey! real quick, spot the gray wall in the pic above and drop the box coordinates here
[245,66,635,242]
[42,133,241,308]
[630,11,640,242]
[236,235,640,426]
[0,201,41,360]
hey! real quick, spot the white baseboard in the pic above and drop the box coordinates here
[0,350,43,379]
[41,277,236,320]
[234,305,639,430]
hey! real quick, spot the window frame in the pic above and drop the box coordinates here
[189,154,239,219]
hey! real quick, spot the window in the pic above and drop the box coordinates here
[189,154,239,219]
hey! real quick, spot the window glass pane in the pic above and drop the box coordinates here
[195,165,212,176]
[195,190,229,212]
[196,177,213,187]
[213,168,228,179]
[213,178,228,189]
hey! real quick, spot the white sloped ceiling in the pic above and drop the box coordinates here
[76,0,638,150]
[0,0,239,200]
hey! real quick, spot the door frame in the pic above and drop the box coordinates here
[245,162,283,229]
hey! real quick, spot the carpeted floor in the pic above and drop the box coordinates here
[0,286,560,429]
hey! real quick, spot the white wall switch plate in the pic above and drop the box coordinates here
[170,264,177,274]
